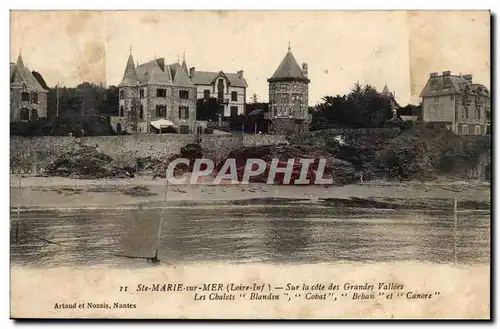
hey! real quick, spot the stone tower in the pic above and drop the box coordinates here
[268,44,310,135]
[117,48,139,132]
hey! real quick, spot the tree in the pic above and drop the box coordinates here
[311,83,394,129]
[196,97,221,121]
[250,93,258,103]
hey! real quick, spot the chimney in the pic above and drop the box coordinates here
[189,67,195,77]
[430,72,438,77]
[237,70,243,79]
[463,74,473,83]
[302,63,308,78]
[442,70,451,76]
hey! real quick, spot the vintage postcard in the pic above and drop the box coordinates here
[9,10,491,319]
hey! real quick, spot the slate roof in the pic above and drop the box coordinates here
[136,58,173,85]
[170,63,195,88]
[10,54,46,92]
[119,54,139,86]
[420,73,490,98]
[130,55,247,88]
[191,70,248,88]
[268,49,309,83]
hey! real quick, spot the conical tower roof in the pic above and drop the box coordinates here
[181,52,189,75]
[268,44,309,83]
[382,84,390,94]
[10,53,45,91]
[119,53,139,86]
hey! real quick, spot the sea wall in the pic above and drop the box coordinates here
[10,134,288,173]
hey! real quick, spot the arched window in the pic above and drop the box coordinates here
[139,105,144,119]
[116,123,122,134]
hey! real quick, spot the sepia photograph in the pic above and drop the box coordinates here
[8,10,491,319]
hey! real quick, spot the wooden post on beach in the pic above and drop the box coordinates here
[153,170,169,261]
[454,198,458,266]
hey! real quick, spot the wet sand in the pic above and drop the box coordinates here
[10,174,490,210]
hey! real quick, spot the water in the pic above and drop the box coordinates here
[10,204,490,268]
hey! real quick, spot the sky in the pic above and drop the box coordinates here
[10,10,490,106]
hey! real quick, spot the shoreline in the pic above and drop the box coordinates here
[9,175,491,210]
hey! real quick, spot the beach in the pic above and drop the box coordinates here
[10,174,491,210]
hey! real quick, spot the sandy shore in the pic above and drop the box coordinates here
[9,174,490,210]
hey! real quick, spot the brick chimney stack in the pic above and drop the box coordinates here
[237,70,244,79]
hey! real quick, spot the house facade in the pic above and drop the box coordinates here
[420,71,490,135]
[190,68,248,118]
[112,50,248,134]
[112,52,198,134]
[268,45,310,135]
[10,54,48,122]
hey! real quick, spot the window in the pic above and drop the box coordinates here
[119,90,125,99]
[230,106,238,117]
[21,92,30,102]
[293,94,301,117]
[157,88,167,98]
[156,105,167,117]
[475,125,481,135]
[204,89,210,99]
[463,106,468,119]
[462,125,468,135]
[231,91,238,102]
[179,90,189,99]
[178,106,189,119]
[140,89,144,98]
[180,125,189,134]
[119,105,124,117]
[31,92,38,104]
[217,79,225,102]
[31,109,38,121]
[19,108,29,121]
[139,105,144,120]
[434,96,439,102]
